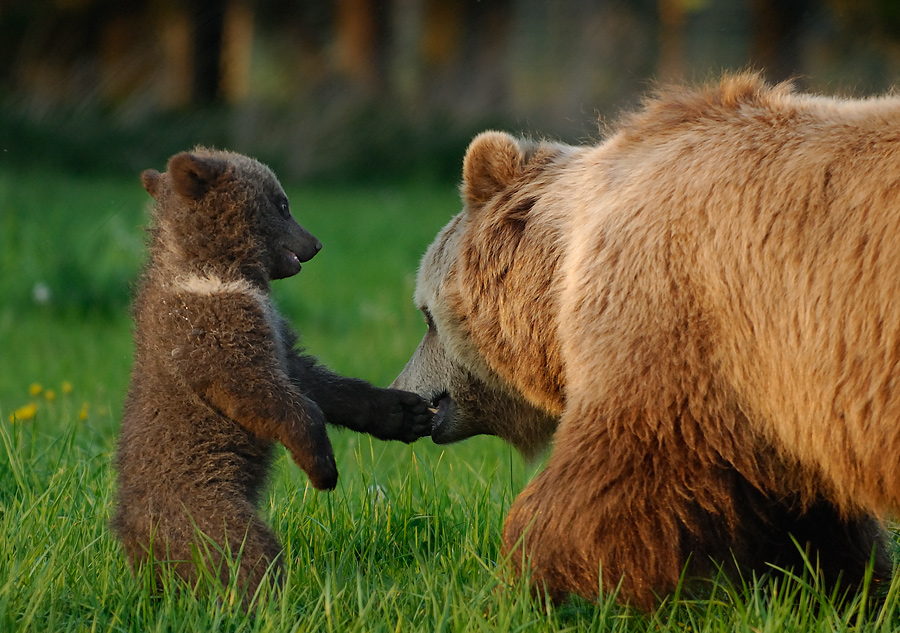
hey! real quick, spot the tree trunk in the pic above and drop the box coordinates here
[189,0,226,104]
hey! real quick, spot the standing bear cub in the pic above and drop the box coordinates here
[393,74,900,609]
[114,148,430,600]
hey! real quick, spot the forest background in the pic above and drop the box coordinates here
[4,0,900,182]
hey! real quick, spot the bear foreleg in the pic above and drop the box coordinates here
[283,344,431,443]
[502,463,691,610]
[501,402,750,610]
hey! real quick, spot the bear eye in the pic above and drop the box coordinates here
[421,308,436,331]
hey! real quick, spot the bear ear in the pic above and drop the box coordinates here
[462,131,524,207]
[141,169,162,200]
[167,152,228,201]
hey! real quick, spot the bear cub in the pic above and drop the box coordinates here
[113,148,430,600]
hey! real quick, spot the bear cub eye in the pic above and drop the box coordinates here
[274,195,291,219]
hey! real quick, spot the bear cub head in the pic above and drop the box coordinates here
[142,148,321,283]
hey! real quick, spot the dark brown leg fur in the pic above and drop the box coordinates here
[503,406,892,609]
[502,407,725,610]
[504,467,689,610]
[280,321,431,443]
[114,494,284,602]
[730,484,892,592]
[167,295,338,490]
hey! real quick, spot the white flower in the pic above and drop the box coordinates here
[32,282,51,305]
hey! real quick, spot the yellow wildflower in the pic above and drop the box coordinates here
[79,403,89,421]
[29,383,42,397]
[45,389,56,402]
[9,402,37,422]
[61,381,73,395]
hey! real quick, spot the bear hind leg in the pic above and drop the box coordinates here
[738,493,892,594]
[115,501,284,603]
[186,508,285,602]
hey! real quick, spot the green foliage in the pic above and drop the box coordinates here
[0,102,497,185]
[2,169,900,631]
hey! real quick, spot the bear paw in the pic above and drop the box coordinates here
[375,389,433,443]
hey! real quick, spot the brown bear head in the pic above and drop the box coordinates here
[392,131,571,458]
[142,148,321,284]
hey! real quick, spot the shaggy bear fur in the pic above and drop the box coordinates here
[392,74,900,609]
[113,148,430,600]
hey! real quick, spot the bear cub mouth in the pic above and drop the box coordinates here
[279,247,305,276]
[285,247,301,268]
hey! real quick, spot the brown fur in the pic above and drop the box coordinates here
[114,148,430,602]
[392,74,900,609]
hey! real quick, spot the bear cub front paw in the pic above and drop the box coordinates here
[284,400,339,490]
[375,389,433,443]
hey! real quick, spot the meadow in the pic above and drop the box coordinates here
[2,167,900,632]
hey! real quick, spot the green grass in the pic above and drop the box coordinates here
[2,168,900,631]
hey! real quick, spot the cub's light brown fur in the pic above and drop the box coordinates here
[114,148,430,602]
[393,74,899,609]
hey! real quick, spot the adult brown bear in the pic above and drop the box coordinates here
[392,74,899,609]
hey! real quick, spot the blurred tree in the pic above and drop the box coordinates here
[5,0,900,182]
[188,0,226,104]
[0,0,253,108]
[658,0,686,80]
[828,0,900,37]
[658,0,811,83]
[221,0,253,101]
[335,0,387,91]
[751,0,810,82]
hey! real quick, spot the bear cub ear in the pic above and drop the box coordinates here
[462,131,524,208]
[167,152,229,201]
[141,169,162,200]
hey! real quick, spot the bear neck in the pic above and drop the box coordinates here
[148,222,272,292]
